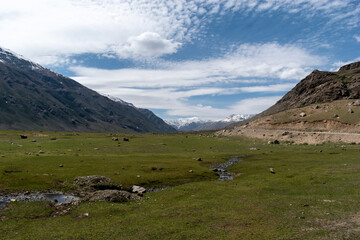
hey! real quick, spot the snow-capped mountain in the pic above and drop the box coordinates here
[165,114,252,131]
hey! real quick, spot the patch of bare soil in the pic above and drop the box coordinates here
[218,120,360,144]
[302,213,360,239]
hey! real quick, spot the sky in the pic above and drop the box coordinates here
[1,0,360,120]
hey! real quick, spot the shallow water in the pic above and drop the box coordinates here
[213,156,242,181]
[0,192,79,211]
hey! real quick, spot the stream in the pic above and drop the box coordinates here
[0,156,243,211]
[0,192,79,211]
[212,156,242,180]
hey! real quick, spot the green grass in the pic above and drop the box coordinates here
[1,130,360,239]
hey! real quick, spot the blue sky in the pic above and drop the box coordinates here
[1,0,360,120]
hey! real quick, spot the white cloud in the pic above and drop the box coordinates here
[71,42,324,119]
[239,83,295,93]
[0,0,357,65]
[115,32,181,58]
[355,35,360,42]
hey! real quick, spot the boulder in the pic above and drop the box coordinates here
[112,137,119,141]
[84,190,141,202]
[348,108,354,114]
[132,185,146,194]
[353,100,360,106]
[74,175,114,191]
[299,112,306,117]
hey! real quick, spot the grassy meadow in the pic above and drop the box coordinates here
[1,130,360,239]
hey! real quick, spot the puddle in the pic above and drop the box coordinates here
[0,192,79,211]
[212,156,242,181]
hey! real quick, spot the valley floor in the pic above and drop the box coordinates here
[0,130,360,239]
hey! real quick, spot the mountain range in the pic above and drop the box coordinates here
[166,114,252,131]
[0,47,175,133]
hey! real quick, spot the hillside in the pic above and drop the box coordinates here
[252,62,360,120]
[219,62,360,144]
[0,48,175,133]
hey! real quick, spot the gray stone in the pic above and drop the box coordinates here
[132,185,146,194]
[84,190,140,202]
[299,112,306,117]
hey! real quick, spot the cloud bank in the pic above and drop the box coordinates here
[72,43,324,119]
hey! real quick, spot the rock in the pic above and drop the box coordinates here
[59,164,63,168]
[273,140,280,144]
[333,114,339,118]
[123,138,129,142]
[348,108,354,114]
[189,170,193,173]
[268,141,273,144]
[111,137,119,141]
[136,175,141,178]
[196,157,202,161]
[353,100,360,106]
[20,135,27,139]
[250,147,259,151]
[132,185,146,194]
[31,139,36,142]
[84,190,141,202]
[39,150,45,154]
[74,175,114,191]
[50,137,57,140]
[299,112,306,117]
[281,131,290,136]
[270,168,275,174]
[313,105,320,109]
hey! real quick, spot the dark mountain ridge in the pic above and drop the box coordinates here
[0,47,175,133]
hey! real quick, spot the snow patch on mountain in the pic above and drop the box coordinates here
[0,47,45,72]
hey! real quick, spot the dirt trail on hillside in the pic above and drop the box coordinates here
[217,125,360,145]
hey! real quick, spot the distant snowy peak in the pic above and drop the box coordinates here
[165,117,204,128]
[0,47,45,72]
[166,114,253,131]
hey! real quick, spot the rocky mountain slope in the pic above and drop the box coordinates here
[254,61,360,120]
[220,62,360,144]
[166,114,252,131]
[0,47,175,133]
